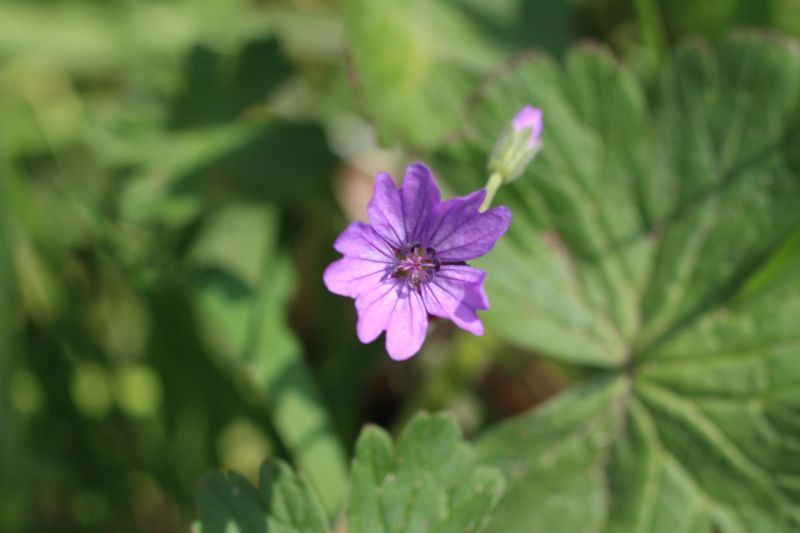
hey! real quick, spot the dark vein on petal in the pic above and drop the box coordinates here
[425,200,467,248]
[344,267,388,284]
[383,284,403,341]
[434,269,483,285]
[431,279,482,313]
[358,233,394,259]
[409,197,425,243]
[361,281,399,315]
[422,283,451,319]
[370,229,403,255]
[429,208,474,250]
[436,230,496,258]
[345,256,392,266]
[373,202,405,245]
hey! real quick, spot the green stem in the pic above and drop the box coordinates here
[480,172,504,212]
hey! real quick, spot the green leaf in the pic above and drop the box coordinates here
[171,38,292,128]
[0,2,322,75]
[453,46,654,366]
[194,459,330,533]
[476,376,627,532]
[118,123,261,226]
[344,0,503,148]
[195,414,505,533]
[348,412,505,533]
[190,205,348,515]
[453,0,573,55]
[0,142,16,486]
[441,33,800,531]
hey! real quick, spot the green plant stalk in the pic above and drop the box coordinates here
[480,172,504,212]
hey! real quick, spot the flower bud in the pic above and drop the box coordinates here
[488,105,543,183]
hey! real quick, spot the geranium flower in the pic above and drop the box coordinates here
[323,163,511,360]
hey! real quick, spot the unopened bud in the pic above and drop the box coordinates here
[488,105,543,183]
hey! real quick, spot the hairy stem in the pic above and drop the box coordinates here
[480,171,504,212]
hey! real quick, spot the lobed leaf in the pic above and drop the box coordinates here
[348,412,505,533]
[440,33,800,532]
[194,459,330,533]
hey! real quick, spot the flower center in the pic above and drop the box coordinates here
[390,243,440,291]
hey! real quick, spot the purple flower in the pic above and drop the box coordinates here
[512,105,543,148]
[323,163,512,361]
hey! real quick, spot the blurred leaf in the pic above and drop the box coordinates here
[0,2,321,75]
[0,143,15,484]
[774,0,800,38]
[454,0,572,56]
[194,458,330,533]
[190,204,348,514]
[245,8,343,62]
[662,0,770,39]
[115,118,335,227]
[344,0,504,149]
[225,121,337,205]
[441,33,800,532]
[118,122,261,226]
[171,38,292,128]
[0,2,122,72]
[348,412,505,533]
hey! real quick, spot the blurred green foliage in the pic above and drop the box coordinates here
[2,0,800,531]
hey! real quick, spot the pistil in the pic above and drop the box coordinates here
[390,243,440,292]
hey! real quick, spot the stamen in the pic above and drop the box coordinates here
[390,244,439,289]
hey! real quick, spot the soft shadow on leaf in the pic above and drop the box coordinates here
[190,267,253,301]
[194,470,268,533]
[224,121,337,206]
[193,459,329,533]
[189,205,348,514]
[172,38,293,128]
[456,0,573,57]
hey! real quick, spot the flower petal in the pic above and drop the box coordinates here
[513,105,543,147]
[423,265,488,335]
[367,172,405,247]
[355,281,400,343]
[333,221,393,262]
[425,190,512,262]
[323,257,388,298]
[401,163,441,242]
[385,286,429,360]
